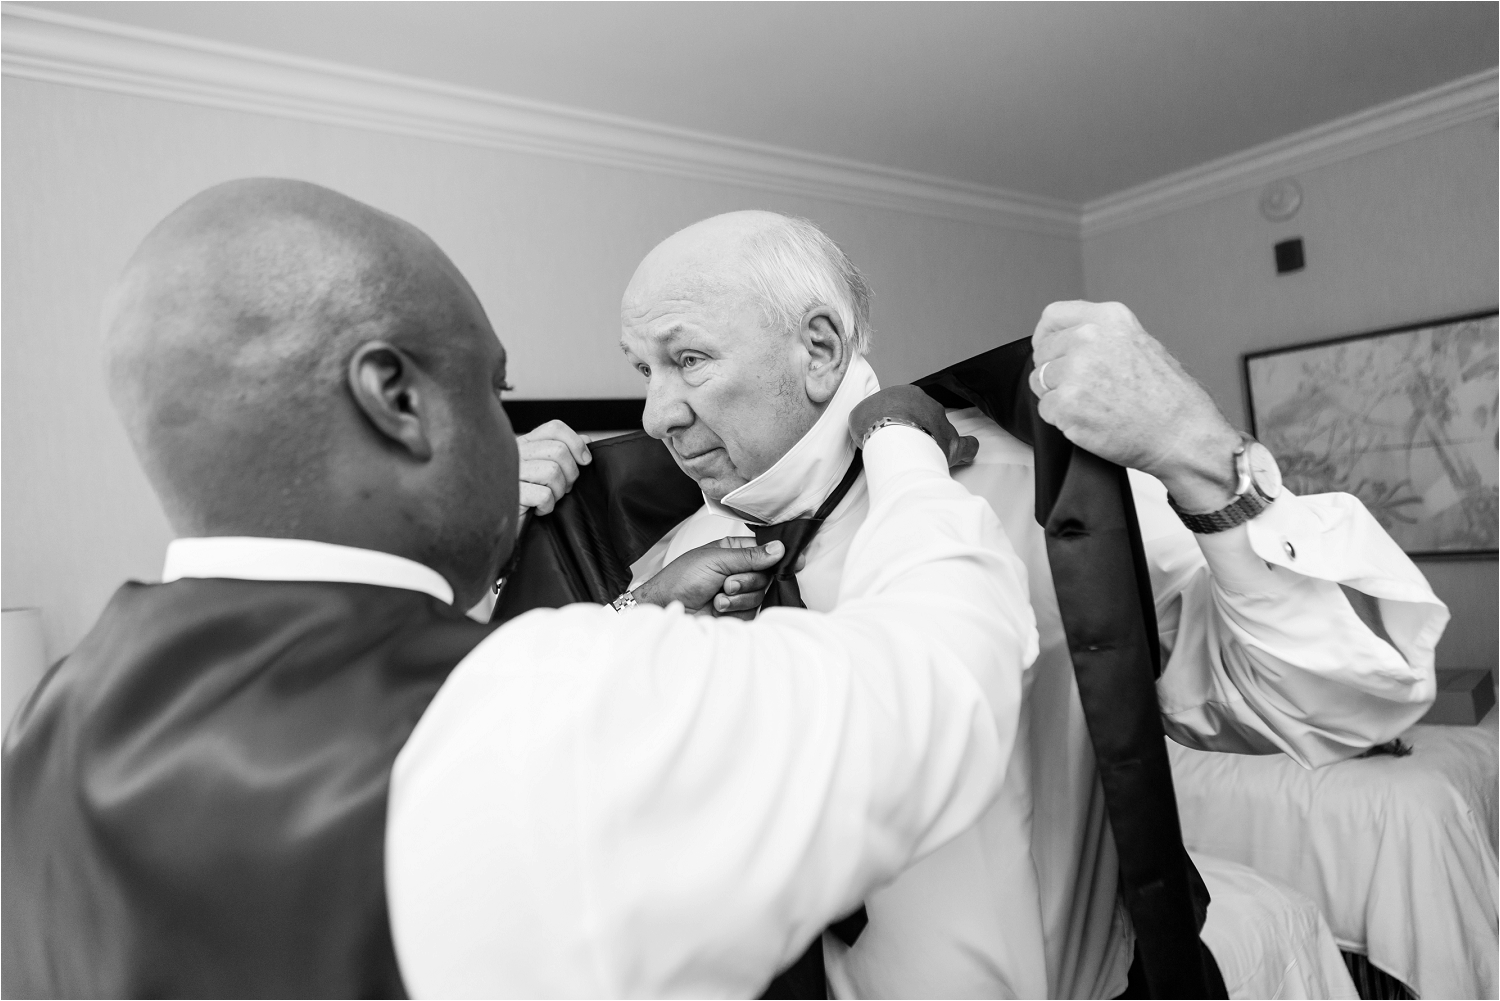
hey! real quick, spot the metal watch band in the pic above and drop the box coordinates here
[609,590,638,612]
[1168,482,1274,534]
[859,416,933,448]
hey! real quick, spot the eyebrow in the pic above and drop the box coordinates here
[620,324,689,354]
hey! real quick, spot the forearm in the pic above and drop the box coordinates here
[427,613,1021,994]
[1134,473,1448,766]
[832,424,1038,744]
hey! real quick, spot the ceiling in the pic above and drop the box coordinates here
[31,1,1499,203]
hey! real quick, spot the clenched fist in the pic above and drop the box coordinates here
[849,384,979,468]
[1029,301,1243,513]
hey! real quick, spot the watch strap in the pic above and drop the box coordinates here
[1168,483,1273,533]
[858,416,934,448]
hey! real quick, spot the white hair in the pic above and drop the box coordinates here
[731,216,873,356]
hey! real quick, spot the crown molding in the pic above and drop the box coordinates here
[5,4,1493,243]
[1081,68,1499,238]
[0,3,1079,236]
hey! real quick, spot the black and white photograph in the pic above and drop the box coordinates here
[3,3,1496,999]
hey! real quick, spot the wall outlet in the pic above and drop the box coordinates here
[1274,237,1305,274]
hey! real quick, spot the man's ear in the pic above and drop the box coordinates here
[799,307,850,405]
[348,341,434,460]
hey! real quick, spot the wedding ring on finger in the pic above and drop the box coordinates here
[1036,360,1055,393]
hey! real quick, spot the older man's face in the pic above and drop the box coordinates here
[620,292,820,501]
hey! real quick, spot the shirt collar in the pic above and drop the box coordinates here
[161,537,455,605]
[709,355,881,525]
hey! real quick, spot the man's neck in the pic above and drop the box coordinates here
[710,356,880,525]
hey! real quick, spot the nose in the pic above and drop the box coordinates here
[641,376,693,441]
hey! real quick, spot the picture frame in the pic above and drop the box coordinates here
[1244,309,1499,558]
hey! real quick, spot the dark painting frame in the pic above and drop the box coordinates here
[1243,309,1499,559]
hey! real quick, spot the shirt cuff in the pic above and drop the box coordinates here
[1199,490,1446,604]
[1193,508,1289,594]
[862,424,948,492]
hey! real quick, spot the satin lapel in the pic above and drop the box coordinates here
[493,431,702,623]
[915,337,1219,999]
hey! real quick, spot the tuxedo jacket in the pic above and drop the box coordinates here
[496,336,1224,999]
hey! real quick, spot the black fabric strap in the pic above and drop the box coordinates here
[752,452,865,610]
[754,451,869,998]
[915,336,1224,999]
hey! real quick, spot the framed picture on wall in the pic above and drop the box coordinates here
[1244,309,1499,558]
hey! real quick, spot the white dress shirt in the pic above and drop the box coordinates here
[165,420,1039,998]
[630,359,1448,999]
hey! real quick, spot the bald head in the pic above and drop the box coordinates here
[106,178,520,606]
[623,211,871,356]
[619,212,871,499]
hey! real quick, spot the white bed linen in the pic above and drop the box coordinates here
[1172,710,1499,999]
[1196,852,1358,1000]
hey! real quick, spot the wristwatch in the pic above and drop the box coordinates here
[1168,435,1283,534]
[858,416,933,448]
[609,590,639,612]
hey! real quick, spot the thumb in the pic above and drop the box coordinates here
[949,434,980,468]
[712,539,784,573]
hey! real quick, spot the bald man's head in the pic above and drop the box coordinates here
[106,178,520,607]
[619,211,871,499]
[623,211,871,356]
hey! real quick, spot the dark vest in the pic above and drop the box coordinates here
[2,577,494,999]
[496,337,1224,999]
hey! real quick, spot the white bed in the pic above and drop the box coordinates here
[1171,708,1499,999]
[1197,851,1359,999]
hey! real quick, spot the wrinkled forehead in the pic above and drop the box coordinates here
[622,266,759,337]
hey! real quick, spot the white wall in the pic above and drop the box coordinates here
[1083,117,1500,673]
[8,59,1492,672]
[1,77,1082,659]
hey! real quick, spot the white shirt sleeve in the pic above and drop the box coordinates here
[1129,470,1448,767]
[386,425,1038,999]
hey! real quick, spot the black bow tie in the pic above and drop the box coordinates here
[750,452,865,612]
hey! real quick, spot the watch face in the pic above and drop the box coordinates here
[1246,442,1282,498]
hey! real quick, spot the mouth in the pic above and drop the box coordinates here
[674,445,724,463]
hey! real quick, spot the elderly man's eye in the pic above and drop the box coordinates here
[636,364,651,379]
[680,354,703,369]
